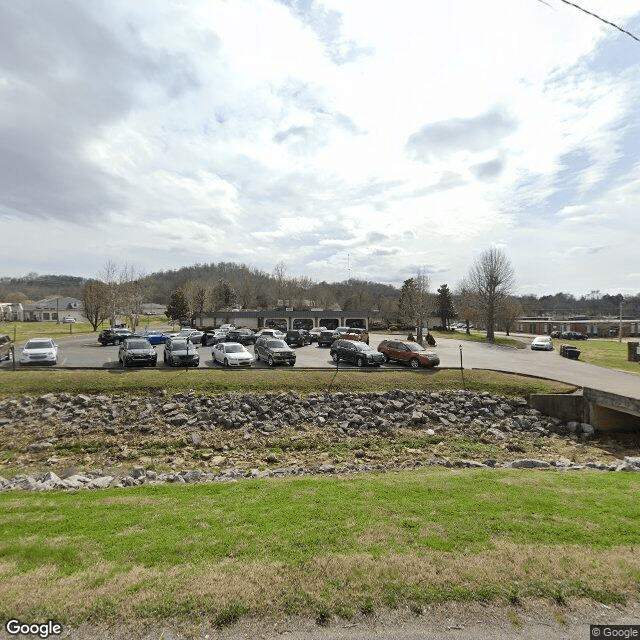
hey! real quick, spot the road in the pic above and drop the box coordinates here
[3,331,639,399]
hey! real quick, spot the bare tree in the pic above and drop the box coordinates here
[397,269,431,343]
[455,277,482,334]
[99,260,125,328]
[81,279,109,331]
[466,247,516,342]
[121,265,148,332]
[497,295,524,336]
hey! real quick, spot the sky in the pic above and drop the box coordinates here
[2,0,640,297]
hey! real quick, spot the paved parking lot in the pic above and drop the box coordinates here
[3,331,640,399]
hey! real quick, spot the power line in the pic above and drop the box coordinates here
[539,0,640,44]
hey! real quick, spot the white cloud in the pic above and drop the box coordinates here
[2,0,640,295]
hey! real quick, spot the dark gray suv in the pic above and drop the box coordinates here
[164,337,200,367]
[118,338,157,367]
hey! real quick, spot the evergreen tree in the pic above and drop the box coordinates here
[436,284,456,328]
[166,289,189,323]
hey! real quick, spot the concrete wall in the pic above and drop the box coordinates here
[529,392,586,423]
[529,388,640,432]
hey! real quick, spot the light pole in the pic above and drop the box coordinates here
[619,299,624,343]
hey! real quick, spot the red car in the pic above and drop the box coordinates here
[377,340,440,368]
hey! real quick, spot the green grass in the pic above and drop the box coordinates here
[0,469,638,625]
[556,338,640,375]
[0,368,575,398]
[0,317,170,345]
[431,330,527,349]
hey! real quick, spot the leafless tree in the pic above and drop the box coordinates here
[465,247,516,341]
[455,278,483,334]
[398,269,431,343]
[81,279,109,331]
[497,295,524,336]
[99,260,125,328]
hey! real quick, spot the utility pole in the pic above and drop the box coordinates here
[619,299,624,343]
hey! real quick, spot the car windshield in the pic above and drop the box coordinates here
[172,340,190,349]
[406,343,425,352]
[26,340,53,349]
[267,340,288,348]
[226,344,244,353]
[354,343,374,352]
[126,340,149,349]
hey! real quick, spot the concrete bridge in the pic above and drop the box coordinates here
[530,388,640,431]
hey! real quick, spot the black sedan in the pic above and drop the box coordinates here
[330,340,385,367]
[254,338,296,366]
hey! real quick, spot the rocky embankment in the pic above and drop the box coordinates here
[1,389,639,491]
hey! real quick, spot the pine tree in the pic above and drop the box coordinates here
[166,289,189,323]
[436,284,456,328]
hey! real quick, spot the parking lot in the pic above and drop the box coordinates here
[2,330,547,371]
[3,330,640,400]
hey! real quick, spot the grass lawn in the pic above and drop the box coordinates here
[0,368,576,398]
[0,468,638,625]
[557,338,640,375]
[0,317,171,345]
[431,330,527,349]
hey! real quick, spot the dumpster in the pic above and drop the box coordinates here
[560,344,580,359]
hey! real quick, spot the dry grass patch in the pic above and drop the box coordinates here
[4,544,636,624]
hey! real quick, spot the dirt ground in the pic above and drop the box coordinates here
[3,600,637,640]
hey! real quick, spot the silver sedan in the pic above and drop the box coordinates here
[211,342,254,367]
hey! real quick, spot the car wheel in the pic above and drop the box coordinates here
[289,361,295,366]
[224,358,229,367]
[255,351,260,362]
[331,352,339,362]
[115,338,121,345]
[357,357,365,368]
[409,358,420,369]
[268,356,274,367]
[383,354,390,363]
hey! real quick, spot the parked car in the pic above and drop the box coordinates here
[170,329,203,344]
[330,340,385,367]
[142,329,169,345]
[530,336,554,351]
[98,328,133,345]
[317,329,337,347]
[0,335,13,361]
[285,329,311,347]
[118,338,157,367]
[62,316,76,323]
[202,329,229,346]
[212,342,254,367]
[550,330,562,338]
[377,340,440,368]
[561,331,588,340]
[254,338,296,366]
[335,327,369,344]
[164,337,200,367]
[19,338,58,365]
[308,326,327,342]
[254,328,286,340]
[227,328,256,345]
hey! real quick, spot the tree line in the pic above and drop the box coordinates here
[3,255,640,340]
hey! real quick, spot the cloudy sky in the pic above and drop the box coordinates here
[2,0,640,296]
